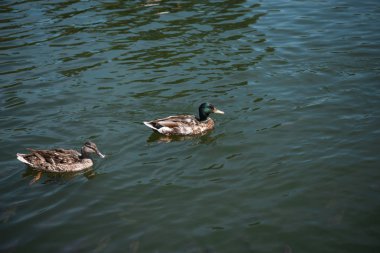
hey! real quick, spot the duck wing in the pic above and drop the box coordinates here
[144,115,195,129]
[24,149,81,166]
[152,115,197,127]
[144,115,208,135]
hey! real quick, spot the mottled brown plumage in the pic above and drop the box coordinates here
[143,103,224,136]
[17,141,105,173]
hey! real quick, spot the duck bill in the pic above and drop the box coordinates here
[96,150,106,158]
[213,108,225,114]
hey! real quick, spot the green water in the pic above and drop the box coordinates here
[1,0,380,252]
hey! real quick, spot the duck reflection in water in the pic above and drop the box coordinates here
[22,167,97,185]
[147,131,219,144]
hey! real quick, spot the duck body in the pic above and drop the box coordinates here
[16,141,105,173]
[143,103,224,136]
[144,115,215,136]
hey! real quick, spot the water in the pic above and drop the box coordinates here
[1,0,380,252]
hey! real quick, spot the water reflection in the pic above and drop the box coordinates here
[146,131,217,144]
[0,206,16,223]
[22,167,97,185]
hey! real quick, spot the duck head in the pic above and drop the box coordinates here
[199,102,224,121]
[81,141,105,159]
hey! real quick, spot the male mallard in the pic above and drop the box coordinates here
[143,102,224,136]
[16,141,105,174]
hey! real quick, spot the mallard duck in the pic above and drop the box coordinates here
[143,102,224,136]
[16,141,105,174]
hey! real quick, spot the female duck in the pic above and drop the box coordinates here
[16,141,105,173]
[143,102,224,136]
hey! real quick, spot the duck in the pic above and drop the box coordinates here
[143,102,224,136]
[16,141,105,179]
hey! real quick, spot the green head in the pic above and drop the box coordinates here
[198,103,224,121]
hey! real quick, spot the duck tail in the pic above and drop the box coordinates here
[16,153,33,166]
[143,121,158,131]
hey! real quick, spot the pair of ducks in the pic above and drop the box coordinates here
[17,103,224,176]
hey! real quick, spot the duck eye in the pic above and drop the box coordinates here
[84,142,96,150]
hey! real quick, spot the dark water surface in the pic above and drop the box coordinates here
[1,0,380,252]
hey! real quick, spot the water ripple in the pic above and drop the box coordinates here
[1,0,380,252]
